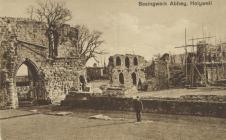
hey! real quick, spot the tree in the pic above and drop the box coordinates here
[68,25,105,63]
[26,6,35,20]
[27,0,72,58]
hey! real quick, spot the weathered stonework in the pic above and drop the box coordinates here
[107,53,170,92]
[145,53,170,90]
[0,17,86,108]
[108,54,146,89]
[40,58,86,103]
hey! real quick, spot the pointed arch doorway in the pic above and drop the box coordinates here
[15,59,43,106]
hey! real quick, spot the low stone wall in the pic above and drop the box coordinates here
[142,99,226,117]
[180,95,226,102]
[61,94,226,118]
[62,94,134,111]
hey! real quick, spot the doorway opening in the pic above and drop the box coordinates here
[131,72,137,85]
[119,73,124,84]
[15,59,40,106]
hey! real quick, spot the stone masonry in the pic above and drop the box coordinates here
[108,54,146,89]
[145,53,170,90]
[0,17,86,108]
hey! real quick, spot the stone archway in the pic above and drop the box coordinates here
[15,58,44,106]
[0,17,86,109]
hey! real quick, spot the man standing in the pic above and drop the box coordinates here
[133,96,143,122]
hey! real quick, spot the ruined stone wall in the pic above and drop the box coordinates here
[144,54,170,91]
[108,54,146,89]
[0,17,48,48]
[154,60,170,89]
[40,58,86,103]
[0,17,84,108]
[0,17,79,58]
[108,53,170,91]
[145,60,170,90]
[61,94,226,118]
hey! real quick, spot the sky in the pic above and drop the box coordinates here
[1,0,226,75]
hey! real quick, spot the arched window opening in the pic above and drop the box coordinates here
[108,57,114,67]
[134,57,138,65]
[125,57,130,68]
[116,57,121,66]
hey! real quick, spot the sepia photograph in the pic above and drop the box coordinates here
[0,0,226,139]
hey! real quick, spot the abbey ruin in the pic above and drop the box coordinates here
[0,17,86,109]
[1,17,226,110]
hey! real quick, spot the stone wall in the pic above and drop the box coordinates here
[61,94,226,118]
[0,17,79,58]
[145,54,170,90]
[41,58,86,103]
[108,54,146,89]
[0,17,85,108]
[0,17,48,49]
[107,53,170,91]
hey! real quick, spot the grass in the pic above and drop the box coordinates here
[1,107,226,140]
